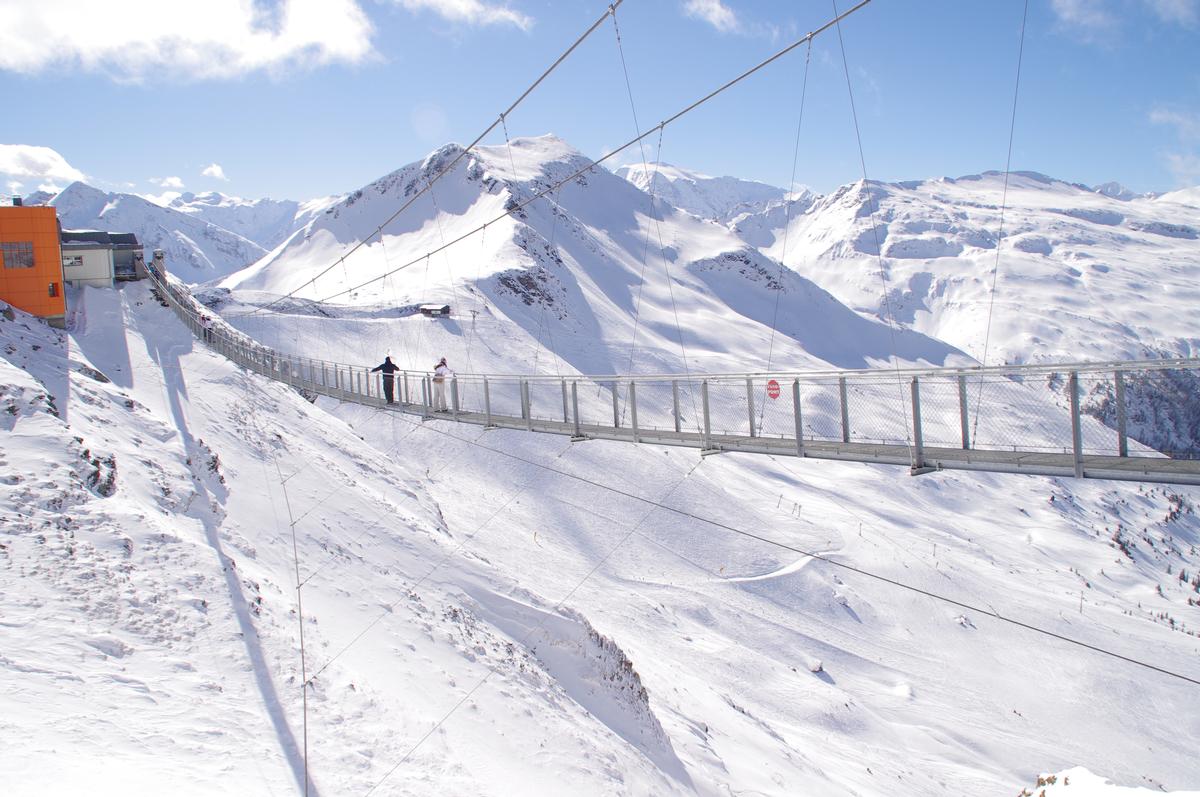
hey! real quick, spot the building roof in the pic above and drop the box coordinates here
[61,229,141,248]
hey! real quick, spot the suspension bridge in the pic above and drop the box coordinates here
[130,5,1200,793]
[132,0,1198,495]
[156,269,1200,486]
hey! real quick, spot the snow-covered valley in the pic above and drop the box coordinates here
[4,134,1200,796]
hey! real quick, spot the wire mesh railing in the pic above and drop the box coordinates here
[147,268,1200,484]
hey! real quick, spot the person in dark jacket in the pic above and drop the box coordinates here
[371,356,401,404]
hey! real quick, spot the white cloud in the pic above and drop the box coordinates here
[1050,0,1117,38]
[150,175,186,189]
[0,144,86,197]
[1144,0,1199,24]
[202,163,229,181]
[410,103,450,144]
[1051,0,1197,39]
[0,0,375,81]
[395,0,532,30]
[1164,152,1200,185]
[140,191,184,207]
[1151,108,1200,141]
[683,0,740,33]
[1151,108,1200,186]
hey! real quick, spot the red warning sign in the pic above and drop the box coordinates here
[766,379,780,399]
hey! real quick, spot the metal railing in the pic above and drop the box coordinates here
[148,269,1200,485]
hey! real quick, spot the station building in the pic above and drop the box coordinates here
[0,199,146,328]
[0,201,66,327]
[61,230,145,287]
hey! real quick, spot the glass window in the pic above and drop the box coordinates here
[63,255,84,268]
[1,241,35,269]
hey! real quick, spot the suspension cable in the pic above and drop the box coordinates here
[426,177,476,375]
[763,39,813,376]
[244,0,626,317]
[279,0,878,309]
[973,0,1031,441]
[832,0,914,464]
[610,4,701,431]
[500,113,563,377]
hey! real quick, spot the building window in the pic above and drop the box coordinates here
[1,241,35,269]
[48,282,58,297]
[63,255,83,269]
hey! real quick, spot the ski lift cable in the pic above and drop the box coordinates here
[301,0,877,308]
[303,438,578,684]
[387,415,1200,689]
[363,456,704,795]
[832,0,915,465]
[225,361,313,796]
[242,0,628,319]
[973,0,1031,442]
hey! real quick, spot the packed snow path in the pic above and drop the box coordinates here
[153,270,1200,486]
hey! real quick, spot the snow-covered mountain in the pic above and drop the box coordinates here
[617,161,791,225]
[220,135,962,378]
[167,191,338,252]
[51,182,269,281]
[5,254,1199,795]
[731,170,1200,367]
[6,136,1200,795]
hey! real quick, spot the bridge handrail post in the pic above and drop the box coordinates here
[612,381,620,429]
[522,380,533,431]
[356,369,363,396]
[702,380,712,450]
[911,376,925,470]
[1069,370,1084,478]
[793,378,804,457]
[422,376,431,416]
[571,381,582,437]
[629,381,639,443]
[746,378,756,438]
[1114,370,1128,457]
[402,371,410,404]
[958,374,971,449]
[561,379,569,423]
[839,376,850,444]
[484,376,493,427]
[451,377,460,419]
[322,364,328,388]
[672,380,681,433]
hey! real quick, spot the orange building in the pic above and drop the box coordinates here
[0,203,66,327]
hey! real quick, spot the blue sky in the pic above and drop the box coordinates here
[1,0,1197,202]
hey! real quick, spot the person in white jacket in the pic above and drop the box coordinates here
[432,357,453,411]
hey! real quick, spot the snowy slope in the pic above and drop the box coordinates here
[219,135,964,378]
[168,191,338,252]
[50,182,269,282]
[7,135,1200,795]
[1,286,695,795]
[5,279,1200,795]
[617,161,791,225]
[736,171,1200,367]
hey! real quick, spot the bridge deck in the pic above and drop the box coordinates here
[383,399,1200,486]
[148,271,1200,487]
